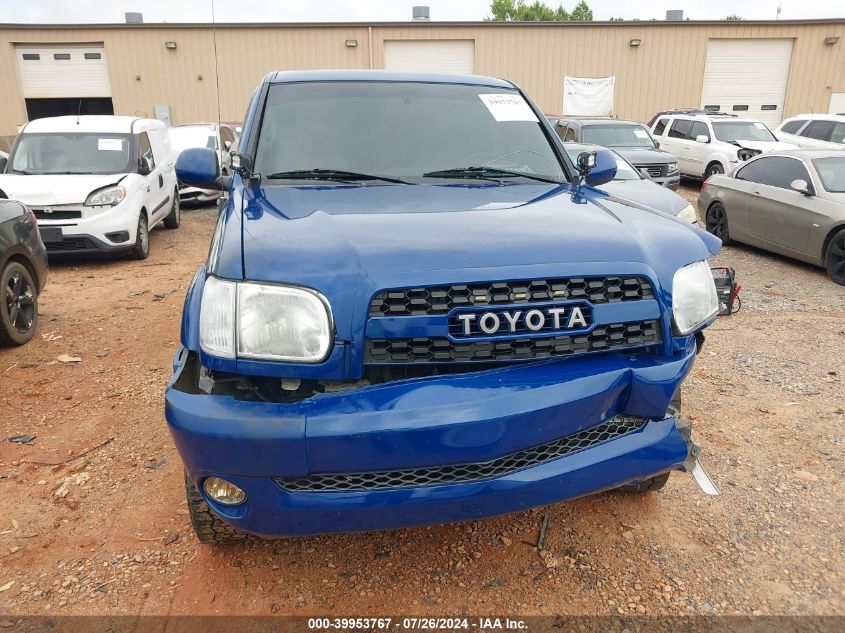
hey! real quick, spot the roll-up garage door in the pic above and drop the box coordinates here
[700,39,793,129]
[384,40,474,74]
[15,44,111,98]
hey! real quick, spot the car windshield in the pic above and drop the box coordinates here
[581,124,656,148]
[712,121,776,143]
[254,81,566,183]
[10,133,132,175]
[812,157,845,193]
[562,147,640,181]
[170,126,218,153]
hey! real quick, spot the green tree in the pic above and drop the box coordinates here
[489,0,592,22]
[724,14,743,20]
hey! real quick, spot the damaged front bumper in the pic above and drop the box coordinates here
[165,340,716,537]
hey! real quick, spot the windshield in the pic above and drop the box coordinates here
[581,124,656,148]
[712,121,776,143]
[812,157,845,193]
[10,133,132,175]
[562,147,640,181]
[254,81,566,183]
[170,126,218,153]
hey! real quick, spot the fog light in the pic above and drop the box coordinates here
[203,477,246,505]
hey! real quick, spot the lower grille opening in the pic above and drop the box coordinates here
[275,415,648,492]
[45,237,99,252]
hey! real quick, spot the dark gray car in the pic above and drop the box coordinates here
[547,117,680,189]
[698,149,845,285]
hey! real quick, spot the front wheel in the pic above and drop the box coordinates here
[825,228,845,286]
[163,190,180,229]
[705,202,731,244]
[185,472,250,544]
[129,214,150,260]
[0,261,38,346]
[705,163,724,179]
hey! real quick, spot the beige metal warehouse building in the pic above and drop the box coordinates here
[1,19,844,150]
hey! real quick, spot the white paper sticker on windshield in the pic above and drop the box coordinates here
[479,94,539,122]
[98,138,123,151]
[633,129,649,138]
[754,122,767,130]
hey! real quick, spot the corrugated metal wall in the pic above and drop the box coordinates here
[1,20,844,146]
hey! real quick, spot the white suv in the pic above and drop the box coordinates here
[0,115,179,259]
[774,114,845,150]
[650,112,796,180]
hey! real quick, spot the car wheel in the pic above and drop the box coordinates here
[0,261,38,346]
[705,163,724,179]
[163,190,180,229]
[825,228,845,286]
[705,202,731,244]
[130,214,150,260]
[184,471,250,545]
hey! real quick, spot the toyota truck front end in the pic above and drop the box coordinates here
[166,70,721,542]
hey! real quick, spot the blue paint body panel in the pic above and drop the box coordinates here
[167,70,720,538]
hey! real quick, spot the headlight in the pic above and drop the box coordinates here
[677,203,697,223]
[199,276,236,358]
[672,261,718,335]
[199,276,333,362]
[666,162,678,174]
[84,185,126,207]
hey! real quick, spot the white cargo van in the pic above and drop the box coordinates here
[0,116,179,258]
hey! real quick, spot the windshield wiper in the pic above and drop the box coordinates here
[423,166,562,184]
[264,169,411,184]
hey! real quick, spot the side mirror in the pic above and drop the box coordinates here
[176,147,222,190]
[138,156,152,176]
[0,156,6,173]
[654,141,661,148]
[577,150,617,187]
[695,134,710,144]
[790,179,812,196]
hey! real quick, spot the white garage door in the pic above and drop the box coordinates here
[384,40,474,75]
[700,39,793,128]
[15,44,111,98]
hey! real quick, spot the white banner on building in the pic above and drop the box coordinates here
[562,76,615,116]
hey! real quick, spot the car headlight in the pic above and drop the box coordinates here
[672,261,719,335]
[84,185,126,207]
[666,162,678,174]
[677,203,697,223]
[199,276,333,362]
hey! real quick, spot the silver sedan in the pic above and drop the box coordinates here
[697,150,845,285]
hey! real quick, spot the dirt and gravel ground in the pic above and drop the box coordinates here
[0,186,843,618]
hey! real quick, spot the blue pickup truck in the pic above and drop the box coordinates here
[167,70,721,543]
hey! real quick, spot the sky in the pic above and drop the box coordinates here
[1,0,843,23]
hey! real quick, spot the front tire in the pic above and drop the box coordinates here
[163,191,180,229]
[1,261,38,346]
[185,472,249,544]
[825,228,845,286]
[705,162,724,179]
[130,213,150,260]
[705,202,731,244]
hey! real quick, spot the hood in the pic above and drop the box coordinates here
[0,174,126,206]
[211,182,719,339]
[613,147,674,165]
[737,140,797,152]
[599,179,689,215]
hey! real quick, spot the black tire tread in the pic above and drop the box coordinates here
[617,390,680,493]
[825,227,845,286]
[130,214,150,260]
[184,472,250,544]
